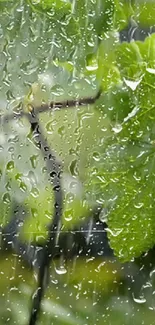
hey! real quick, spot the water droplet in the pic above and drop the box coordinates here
[132,215,137,221]
[69,159,78,176]
[146,67,155,74]
[6,161,14,172]
[86,61,98,71]
[124,77,143,90]
[19,182,27,192]
[132,295,146,304]
[30,187,39,198]
[8,135,19,143]
[5,181,11,191]
[92,152,100,162]
[133,173,141,181]
[112,124,122,133]
[46,121,54,134]
[50,84,64,96]
[99,208,109,223]
[134,202,144,209]
[150,269,155,278]
[64,208,73,222]
[58,126,65,137]
[124,106,139,123]
[8,146,14,153]
[3,192,11,204]
[6,90,15,101]
[106,227,122,237]
[55,265,67,275]
[20,58,38,75]
[31,208,38,218]
[15,173,22,182]
[53,185,60,192]
[45,210,52,220]
[30,155,38,169]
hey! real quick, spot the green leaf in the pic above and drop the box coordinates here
[97,32,121,91]
[113,0,133,30]
[132,0,155,26]
[93,0,115,35]
[85,32,121,91]
[85,35,155,262]
[29,0,71,20]
[54,258,122,294]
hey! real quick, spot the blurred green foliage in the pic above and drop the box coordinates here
[1,4,155,320]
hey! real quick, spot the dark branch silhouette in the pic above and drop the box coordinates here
[0,88,102,125]
[0,88,102,325]
[28,89,102,324]
[27,112,63,325]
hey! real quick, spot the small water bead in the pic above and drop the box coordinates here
[6,160,14,172]
[55,265,67,275]
[30,187,39,198]
[58,126,65,137]
[132,295,146,304]
[92,151,100,162]
[30,155,38,169]
[8,146,14,153]
[46,121,54,134]
[2,192,11,204]
[134,202,144,209]
[50,84,64,96]
[19,181,27,192]
[31,208,38,218]
[5,181,11,191]
[69,159,78,176]
[112,124,123,134]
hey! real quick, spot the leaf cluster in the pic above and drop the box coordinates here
[1,0,155,265]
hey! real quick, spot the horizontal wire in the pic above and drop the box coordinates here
[2,230,108,235]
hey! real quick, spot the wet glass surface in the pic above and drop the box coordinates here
[1,1,155,324]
